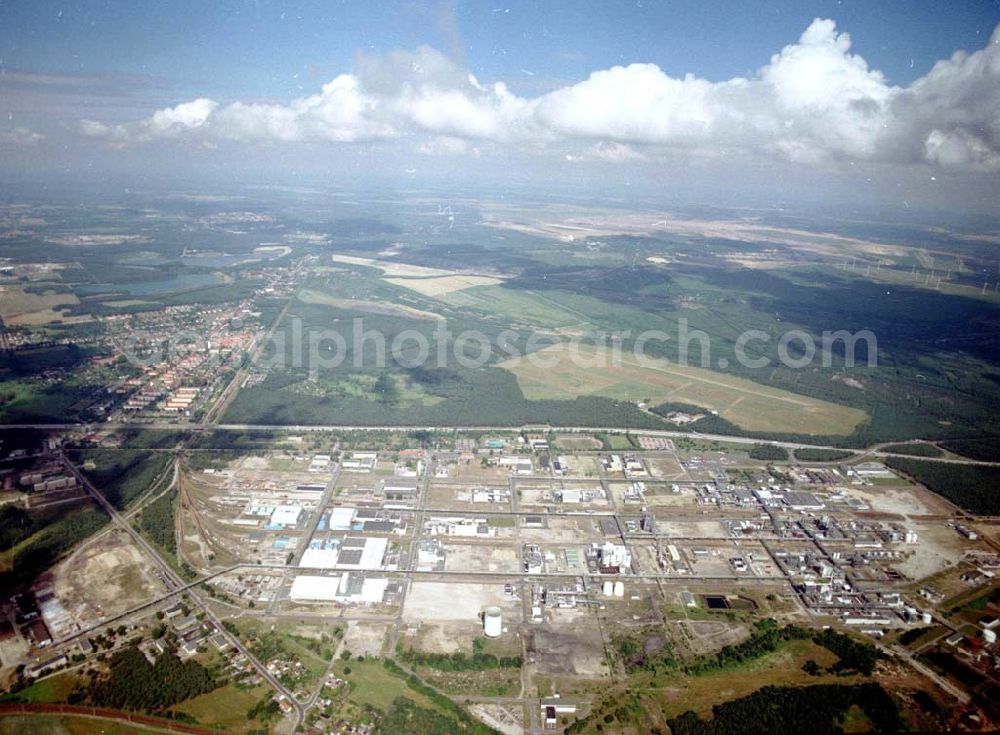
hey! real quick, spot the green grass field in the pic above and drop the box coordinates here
[172,683,270,732]
[0,672,79,704]
[335,659,424,711]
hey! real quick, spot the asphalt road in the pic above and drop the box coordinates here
[4,421,997,466]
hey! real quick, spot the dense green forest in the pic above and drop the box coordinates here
[617,620,882,679]
[939,438,1000,462]
[0,505,40,550]
[139,490,177,554]
[0,507,109,589]
[224,365,664,429]
[665,683,903,735]
[72,449,171,508]
[0,428,47,456]
[882,442,943,457]
[748,444,789,461]
[375,696,482,735]
[397,641,522,672]
[86,645,218,712]
[793,448,854,462]
[885,458,1000,515]
[216,255,1000,444]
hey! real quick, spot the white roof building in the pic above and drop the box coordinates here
[288,574,390,605]
[342,451,378,472]
[342,536,389,570]
[328,507,357,531]
[300,548,340,569]
[270,505,303,527]
[593,542,632,570]
[299,536,388,570]
[290,574,341,602]
[351,577,390,604]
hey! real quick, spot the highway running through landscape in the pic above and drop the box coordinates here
[3,421,997,466]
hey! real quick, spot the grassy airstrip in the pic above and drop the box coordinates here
[500,343,867,435]
[298,288,443,321]
[441,284,593,329]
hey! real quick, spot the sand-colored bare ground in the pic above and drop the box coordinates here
[403,582,519,622]
[342,621,389,657]
[53,530,166,629]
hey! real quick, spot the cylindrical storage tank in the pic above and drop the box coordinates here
[483,606,502,638]
[984,629,997,645]
[613,581,625,598]
[602,581,614,596]
[921,612,933,625]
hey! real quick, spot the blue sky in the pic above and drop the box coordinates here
[3,0,996,96]
[1,1,998,212]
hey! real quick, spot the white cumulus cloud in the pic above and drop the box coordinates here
[77,20,1000,172]
[80,98,217,145]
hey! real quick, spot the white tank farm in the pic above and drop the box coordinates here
[483,606,503,638]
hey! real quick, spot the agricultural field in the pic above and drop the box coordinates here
[0,285,86,326]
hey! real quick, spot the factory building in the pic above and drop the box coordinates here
[289,574,389,604]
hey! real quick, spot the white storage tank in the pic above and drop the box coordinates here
[483,606,503,638]
[613,581,625,598]
[921,612,932,625]
[602,580,614,596]
[984,629,997,645]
